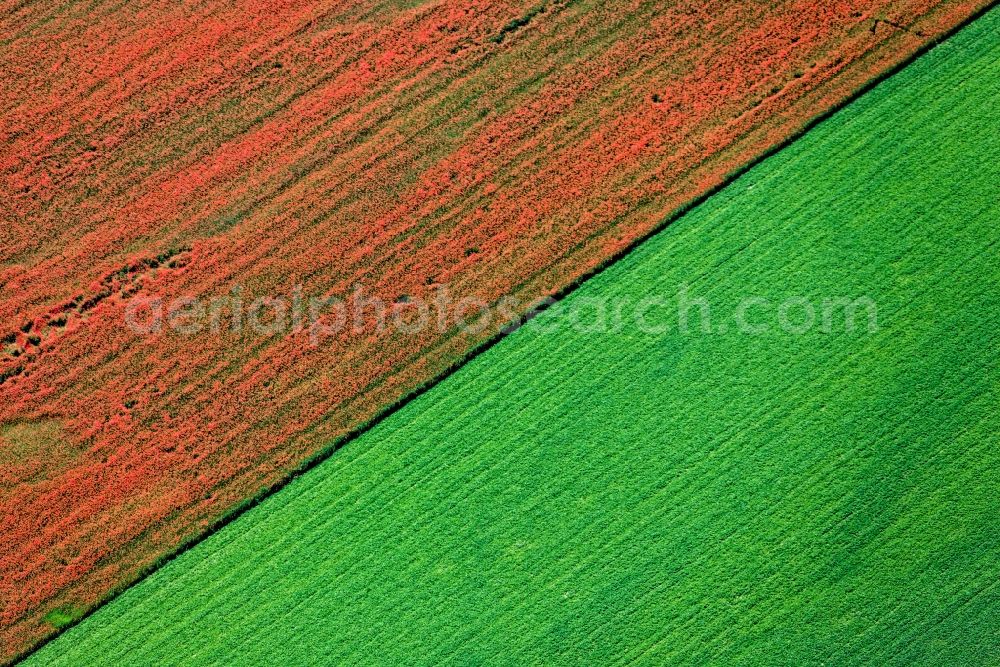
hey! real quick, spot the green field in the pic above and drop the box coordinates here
[26,10,1000,666]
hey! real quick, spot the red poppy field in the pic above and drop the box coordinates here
[0,0,988,660]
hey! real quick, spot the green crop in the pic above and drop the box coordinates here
[26,9,999,666]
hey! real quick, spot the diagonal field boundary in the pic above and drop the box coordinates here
[18,4,1000,662]
[9,2,1000,664]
